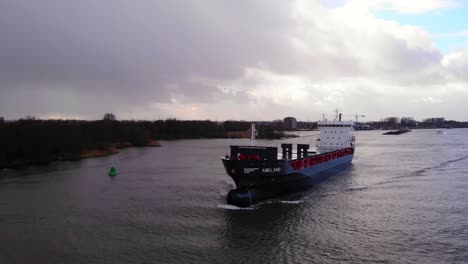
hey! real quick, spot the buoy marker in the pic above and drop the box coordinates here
[108,166,117,176]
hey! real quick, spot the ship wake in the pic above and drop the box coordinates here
[391,154,468,180]
[412,154,468,175]
[217,204,255,210]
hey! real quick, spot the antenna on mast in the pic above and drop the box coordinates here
[334,108,340,121]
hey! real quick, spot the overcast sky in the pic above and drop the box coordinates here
[1,0,468,121]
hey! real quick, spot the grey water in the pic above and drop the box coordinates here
[0,129,467,264]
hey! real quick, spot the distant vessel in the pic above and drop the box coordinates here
[383,128,411,135]
[221,114,355,207]
[436,130,444,135]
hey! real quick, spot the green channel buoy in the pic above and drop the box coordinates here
[108,166,117,176]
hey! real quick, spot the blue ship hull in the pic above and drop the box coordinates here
[222,148,354,207]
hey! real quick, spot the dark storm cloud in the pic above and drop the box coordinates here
[0,0,299,118]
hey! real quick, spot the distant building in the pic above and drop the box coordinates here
[283,117,297,130]
[429,117,445,123]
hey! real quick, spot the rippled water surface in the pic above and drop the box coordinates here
[1,129,467,263]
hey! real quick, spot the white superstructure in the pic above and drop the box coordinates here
[317,121,354,153]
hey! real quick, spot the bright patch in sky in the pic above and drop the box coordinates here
[374,4,468,52]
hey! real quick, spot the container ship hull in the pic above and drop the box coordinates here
[221,147,354,207]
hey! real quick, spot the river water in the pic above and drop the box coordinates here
[0,129,467,263]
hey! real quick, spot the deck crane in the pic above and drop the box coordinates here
[342,114,365,123]
[329,109,365,123]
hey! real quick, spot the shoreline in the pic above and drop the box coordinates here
[1,140,162,170]
[80,140,162,159]
[225,131,298,139]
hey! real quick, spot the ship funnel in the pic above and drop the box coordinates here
[281,144,293,160]
[297,144,309,159]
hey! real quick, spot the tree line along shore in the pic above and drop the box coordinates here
[1,115,467,170]
[0,118,286,169]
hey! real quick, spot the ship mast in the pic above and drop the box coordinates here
[249,123,257,146]
[334,108,340,121]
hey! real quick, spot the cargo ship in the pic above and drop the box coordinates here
[221,114,355,207]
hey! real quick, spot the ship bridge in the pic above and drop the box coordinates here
[317,121,354,153]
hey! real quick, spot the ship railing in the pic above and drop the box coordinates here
[288,148,353,171]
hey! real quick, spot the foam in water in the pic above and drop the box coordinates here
[278,200,303,204]
[261,199,303,205]
[222,179,234,186]
[217,204,255,210]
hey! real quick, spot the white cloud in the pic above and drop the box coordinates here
[423,97,443,104]
[441,51,468,80]
[342,0,457,14]
[133,0,468,121]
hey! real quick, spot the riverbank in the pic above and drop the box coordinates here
[80,140,162,159]
[225,131,299,139]
[0,119,291,171]
[1,140,162,170]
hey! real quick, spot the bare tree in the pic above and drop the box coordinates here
[400,117,415,127]
[385,117,399,128]
[103,113,116,121]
